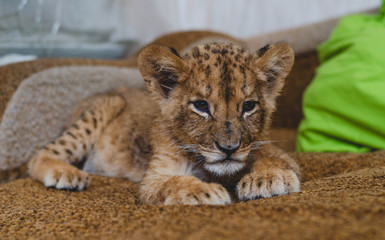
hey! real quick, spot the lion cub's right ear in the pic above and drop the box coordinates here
[138,45,188,100]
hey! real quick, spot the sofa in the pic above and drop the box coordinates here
[0,28,384,239]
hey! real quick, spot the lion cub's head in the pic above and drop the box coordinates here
[138,43,294,176]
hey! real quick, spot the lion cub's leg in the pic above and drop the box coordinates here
[140,156,231,205]
[28,94,126,190]
[236,145,300,200]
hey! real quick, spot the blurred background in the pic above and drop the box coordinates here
[0,0,381,63]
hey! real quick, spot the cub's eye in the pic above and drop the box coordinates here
[242,101,257,113]
[192,100,210,114]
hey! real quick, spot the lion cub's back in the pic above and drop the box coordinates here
[67,87,153,128]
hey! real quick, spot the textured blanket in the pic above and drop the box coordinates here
[1,151,385,239]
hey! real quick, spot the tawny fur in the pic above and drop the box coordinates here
[28,42,300,205]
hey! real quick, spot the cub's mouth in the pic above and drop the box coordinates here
[198,146,250,176]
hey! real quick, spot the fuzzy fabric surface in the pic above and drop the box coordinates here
[0,66,144,170]
[1,151,385,239]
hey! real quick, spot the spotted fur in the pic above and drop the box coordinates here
[28,42,299,205]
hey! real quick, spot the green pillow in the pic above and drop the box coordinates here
[297,1,385,152]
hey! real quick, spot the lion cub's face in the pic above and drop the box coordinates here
[138,43,294,176]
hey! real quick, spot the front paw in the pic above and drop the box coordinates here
[164,182,231,205]
[43,161,90,191]
[237,169,299,201]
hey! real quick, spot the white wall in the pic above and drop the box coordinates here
[1,0,382,44]
[113,0,381,43]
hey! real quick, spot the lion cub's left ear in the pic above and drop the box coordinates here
[253,42,294,101]
[138,45,188,101]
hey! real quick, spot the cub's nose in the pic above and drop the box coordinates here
[215,141,240,156]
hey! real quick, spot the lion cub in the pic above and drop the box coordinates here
[28,42,300,205]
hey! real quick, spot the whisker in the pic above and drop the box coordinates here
[159,84,173,91]
[176,144,200,153]
[250,140,277,150]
